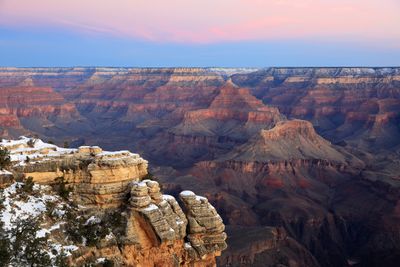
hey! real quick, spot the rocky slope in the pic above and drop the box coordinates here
[231,67,400,150]
[145,80,285,167]
[0,137,227,266]
[0,67,400,266]
[182,119,364,266]
[222,119,357,163]
[0,87,84,138]
[218,226,319,267]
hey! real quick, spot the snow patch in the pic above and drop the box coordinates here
[143,203,159,211]
[0,169,12,175]
[180,190,195,197]
[84,216,101,225]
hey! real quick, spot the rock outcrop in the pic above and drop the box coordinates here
[128,181,187,242]
[0,137,227,266]
[1,137,148,207]
[179,190,227,258]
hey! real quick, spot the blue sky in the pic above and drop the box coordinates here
[1,27,399,67]
[0,0,399,67]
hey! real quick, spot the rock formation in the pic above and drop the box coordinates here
[232,67,400,150]
[172,80,284,138]
[0,137,227,266]
[221,119,362,165]
[1,137,148,207]
[179,190,227,258]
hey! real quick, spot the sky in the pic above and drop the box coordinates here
[0,0,399,67]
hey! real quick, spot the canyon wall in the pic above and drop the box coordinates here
[0,67,400,266]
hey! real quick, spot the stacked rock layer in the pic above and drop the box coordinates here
[0,137,227,266]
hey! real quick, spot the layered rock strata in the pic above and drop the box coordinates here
[123,182,227,265]
[0,138,227,266]
[1,137,148,207]
[179,190,227,258]
[0,87,84,138]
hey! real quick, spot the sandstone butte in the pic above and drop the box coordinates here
[0,137,227,266]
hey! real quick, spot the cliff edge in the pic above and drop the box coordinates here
[0,137,227,266]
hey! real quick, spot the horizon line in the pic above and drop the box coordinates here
[1,66,400,69]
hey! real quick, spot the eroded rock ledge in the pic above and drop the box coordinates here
[0,137,227,266]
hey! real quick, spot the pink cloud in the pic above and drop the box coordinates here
[0,0,399,44]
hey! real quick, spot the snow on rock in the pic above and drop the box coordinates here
[0,182,53,230]
[0,170,12,175]
[180,190,195,197]
[196,195,207,202]
[0,136,77,166]
[0,181,81,263]
[162,194,175,201]
[96,257,106,263]
[143,203,159,211]
[0,136,148,172]
[84,215,101,225]
[36,228,51,238]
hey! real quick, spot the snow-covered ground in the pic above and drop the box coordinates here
[0,182,79,264]
[0,183,57,230]
[0,136,76,166]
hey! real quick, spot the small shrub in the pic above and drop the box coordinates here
[104,210,126,239]
[0,238,10,267]
[64,210,111,247]
[53,177,72,200]
[0,221,10,267]
[53,250,69,267]
[45,200,57,219]
[64,210,85,244]
[63,141,69,148]
[10,217,51,266]
[22,177,34,194]
[103,259,114,267]
[0,149,11,170]
[27,139,35,148]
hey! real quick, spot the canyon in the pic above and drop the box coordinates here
[0,67,400,266]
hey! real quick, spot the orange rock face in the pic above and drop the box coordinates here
[0,86,82,137]
[182,81,283,124]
